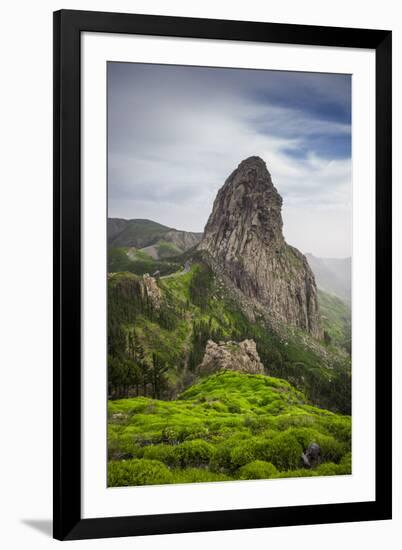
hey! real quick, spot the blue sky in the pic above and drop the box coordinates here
[108,62,351,257]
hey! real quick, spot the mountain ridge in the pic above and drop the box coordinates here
[108,218,202,258]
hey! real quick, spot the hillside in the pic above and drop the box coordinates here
[108,262,351,414]
[108,371,351,486]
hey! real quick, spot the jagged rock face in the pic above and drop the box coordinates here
[199,339,265,375]
[141,274,162,309]
[198,156,322,338]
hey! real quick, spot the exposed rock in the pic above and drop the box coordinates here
[301,442,321,468]
[199,339,265,375]
[142,274,162,309]
[198,156,322,338]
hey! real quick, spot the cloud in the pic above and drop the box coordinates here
[108,62,351,257]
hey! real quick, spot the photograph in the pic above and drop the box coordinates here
[106,62,352,487]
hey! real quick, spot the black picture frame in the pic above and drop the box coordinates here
[53,9,392,541]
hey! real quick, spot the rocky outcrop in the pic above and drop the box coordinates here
[199,339,265,375]
[141,274,162,309]
[198,156,322,338]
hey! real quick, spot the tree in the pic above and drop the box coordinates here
[150,354,169,399]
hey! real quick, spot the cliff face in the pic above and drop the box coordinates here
[198,156,322,338]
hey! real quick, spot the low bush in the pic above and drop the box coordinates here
[108,459,173,487]
[142,444,175,465]
[230,438,265,468]
[172,439,215,467]
[266,432,303,471]
[237,461,278,480]
[337,452,352,474]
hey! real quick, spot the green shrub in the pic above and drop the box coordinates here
[321,416,352,443]
[161,425,184,444]
[318,437,346,463]
[205,401,228,413]
[230,438,264,468]
[108,459,173,486]
[263,399,287,415]
[227,401,242,414]
[337,452,352,474]
[243,416,270,434]
[210,442,234,472]
[267,433,303,471]
[142,444,175,465]
[172,439,215,467]
[238,461,278,480]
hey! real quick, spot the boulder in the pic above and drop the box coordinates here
[301,442,322,468]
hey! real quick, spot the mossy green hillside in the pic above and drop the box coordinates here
[108,371,351,486]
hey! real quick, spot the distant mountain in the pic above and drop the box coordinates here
[108,218,202,258]
[306,254,351,305]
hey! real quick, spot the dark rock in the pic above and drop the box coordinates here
[301,442,321,468]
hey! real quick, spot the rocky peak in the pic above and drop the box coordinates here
[202,157,284,251]
[198,156,322,338]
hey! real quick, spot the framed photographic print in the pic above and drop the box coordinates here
[53,9,392,541]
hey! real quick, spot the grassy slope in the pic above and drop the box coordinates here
[108,371,351,486]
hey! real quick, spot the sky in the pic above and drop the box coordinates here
[108,62,352,258]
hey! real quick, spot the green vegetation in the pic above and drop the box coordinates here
[108,371,351,486]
